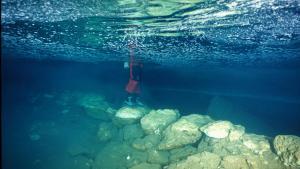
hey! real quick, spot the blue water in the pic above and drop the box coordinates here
[2,0,300,169]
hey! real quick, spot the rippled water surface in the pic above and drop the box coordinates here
[2,0,300,66]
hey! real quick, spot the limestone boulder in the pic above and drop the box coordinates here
[198,135,247,157]
[182,114,213,127]
[123,124,144,142]
[274,135,300,167]
[229,125,245,141]
[94,142,148,169]
[67,144,91,157]
[245,154,286,169]
[167,151,221,169]
[220,155,249,169]
[114,106,148,125]
[140,109,179,135]
[97,122,118,142]
[242,134,271,155]
[198,132,271,158]
[169,145,197,162]
[201,120,233,139]
[147,149,169,165]
[129,162,161,169]
[78,94,110,120]
[132,134,161,151]
[158,114,212,150]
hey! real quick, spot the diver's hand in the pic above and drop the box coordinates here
[124,62,129,69]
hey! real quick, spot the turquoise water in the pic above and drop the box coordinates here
[2,0,300,169]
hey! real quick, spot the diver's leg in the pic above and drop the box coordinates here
[124,93,134,106]
[135,94,144,106]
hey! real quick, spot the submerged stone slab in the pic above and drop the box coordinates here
[274,135,300,167]
[141,109,179,135]
[158,114,210,150]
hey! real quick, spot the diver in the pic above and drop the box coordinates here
[124,43,144,106]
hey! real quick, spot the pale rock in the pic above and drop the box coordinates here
[147,149,169,165]
[221,155,249,169]
[198,136,246,156]
[169,145,197,162]
[123,124,144,142]
[274,135,300,167]
[242,134,271,155]
[114,106,147,125]
[229,125,245,141]
[129,162,161,169]
[94,142,148,169]
[140,109,179,135]
[97,122,117,142]
[167,151,221,169]
[158,114,211,150]
[78,94,110,120]
[132,134,161,151]
[201,120,233,139]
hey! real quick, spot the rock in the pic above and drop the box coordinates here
[97,122,117,142]
[167,151,221,169]
[182,114,213,127]
[198,136,246,157]
[229,125,245,141]
[198,132,271,157]
[72,156,93,169]
[132,134,161,151]
[274,135,300,167]
[197,136,285,169]
[147,149,169,165]
[78,94,110,120]
[67,144,91,157]
[141,109,179,135]
[94,142,148,169]
[123,124,144,142]
[200,120,245,141]
[245,154,286,169]
[169,145,197,162]
[158,114,210,150]
[114,106,148,125]
[221,155,249,169]
[242,134,271,155]
[129,162,161,169]
[201,120,233,139]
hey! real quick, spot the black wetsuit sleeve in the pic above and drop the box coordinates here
[132,65,142,81]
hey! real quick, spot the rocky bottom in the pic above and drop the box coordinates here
[25,91,300,169]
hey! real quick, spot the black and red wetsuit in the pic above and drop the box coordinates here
[125,47,143,95]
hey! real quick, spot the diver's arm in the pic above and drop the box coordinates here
[124,61,129,69]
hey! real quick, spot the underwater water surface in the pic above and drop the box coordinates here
[2,0,300,169]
